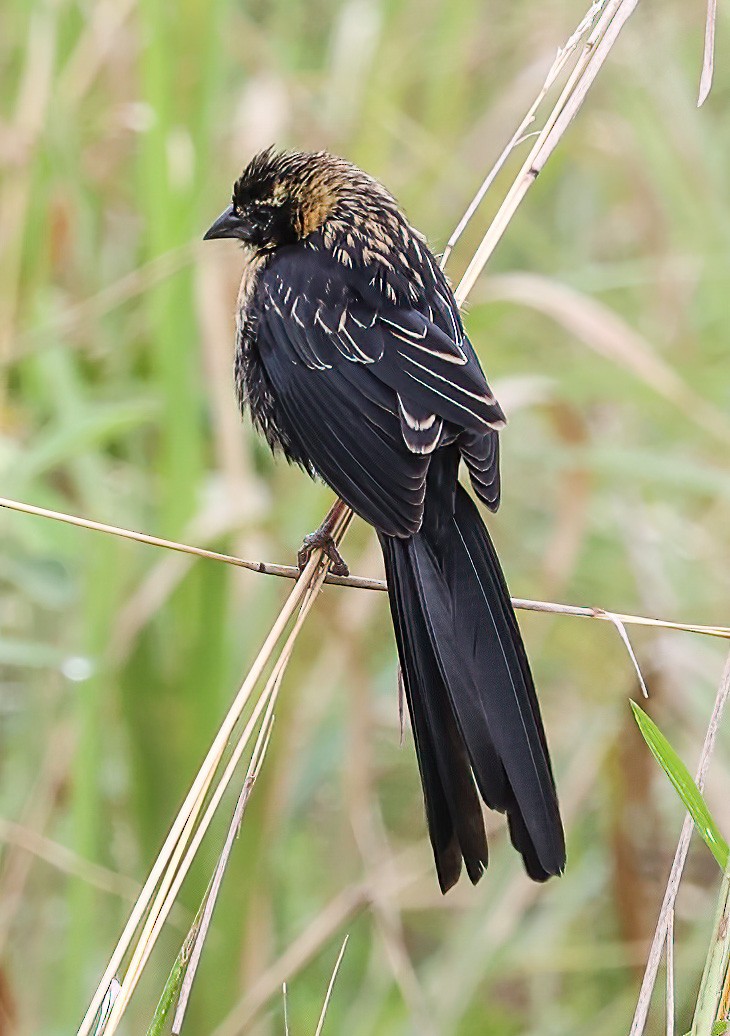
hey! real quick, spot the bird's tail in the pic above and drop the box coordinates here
[379,481,565,892]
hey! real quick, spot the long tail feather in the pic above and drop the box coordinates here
[379,465,565,887]
[381,534,489,891]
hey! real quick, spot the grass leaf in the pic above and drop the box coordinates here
[630,701,729,870]
[146,938,193,1036]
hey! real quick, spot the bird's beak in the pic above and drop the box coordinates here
[203,205,242,241]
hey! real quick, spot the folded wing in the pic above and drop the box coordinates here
[252,246,504,534]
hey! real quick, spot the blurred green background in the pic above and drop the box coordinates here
[2,0,730,1032]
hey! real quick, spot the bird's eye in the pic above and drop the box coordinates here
[249,205,274,229]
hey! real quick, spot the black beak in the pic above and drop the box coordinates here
[203,205,243,241]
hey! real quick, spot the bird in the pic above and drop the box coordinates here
[204,147,565,892]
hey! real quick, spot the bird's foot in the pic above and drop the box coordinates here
[297,529,350,577]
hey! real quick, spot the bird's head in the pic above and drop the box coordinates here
[203,147,398,254]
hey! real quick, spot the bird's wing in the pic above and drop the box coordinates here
[252,248,503,534]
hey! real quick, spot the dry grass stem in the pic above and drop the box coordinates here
[77,518,349,1035]
[666,911,675,1036]
[171,694,277,1033]
[0,818,139,901]
[3,495,728,644]
[57,0,136,103]
[629,650,730,1036]
[689,862,730,1034]
[454,0,641,305]
[698,0,718,106]
[0,724,75,956]
[212,847,428,1036]
[482,273,730,445]
[12,243,197,359]
[93,980,121,1036]
[313,936,349,1036]
[217,713,608,1034]
[95,547,345,1032]
[607,616,649,698]
[440,0,607,270]
[720,960,730,1024]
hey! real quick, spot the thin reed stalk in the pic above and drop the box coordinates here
[454,0,641,304]
[629,651,730,1036]
[4,495,728,641]
[77,515,351,1035]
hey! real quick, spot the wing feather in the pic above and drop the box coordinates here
[250,245,503,532]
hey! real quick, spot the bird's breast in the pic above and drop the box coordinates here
[235,251,269,334]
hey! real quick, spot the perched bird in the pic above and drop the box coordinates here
[204,148,565,891]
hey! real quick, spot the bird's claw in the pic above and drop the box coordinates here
[297,531,349,577]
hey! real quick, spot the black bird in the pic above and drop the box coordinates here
[204,148,565,891]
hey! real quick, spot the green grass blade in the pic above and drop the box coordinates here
[630,700,729,870]
[690,863,730,1035]
[146,936,194,1036]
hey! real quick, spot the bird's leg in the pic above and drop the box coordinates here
[297,498,350,577]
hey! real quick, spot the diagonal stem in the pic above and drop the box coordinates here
[629,651,730,1036]
[76,535,347,1035]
